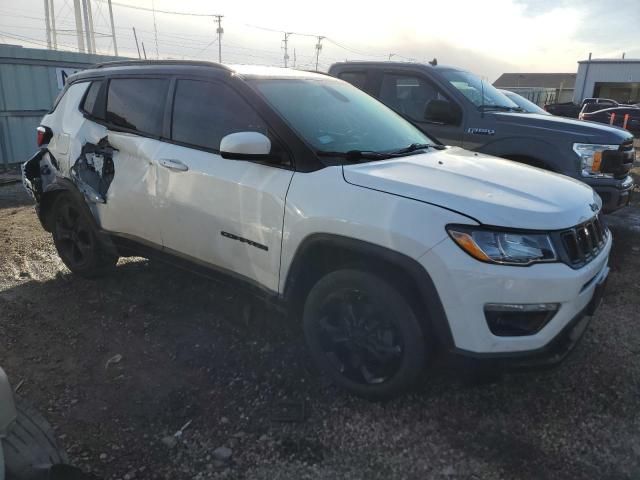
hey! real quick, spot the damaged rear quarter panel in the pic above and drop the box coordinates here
[24,79,163,245]
[92,133,163,244]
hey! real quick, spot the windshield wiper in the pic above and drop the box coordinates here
[316,150,392,161]
[317,143,446,162]
[478,104,524,112]
[388,143,446,154]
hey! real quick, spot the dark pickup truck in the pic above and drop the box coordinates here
[329,62,635,212]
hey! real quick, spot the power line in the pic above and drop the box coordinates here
[324,38,387,59]
[94,0,219,17]
[1,4,419,68]
[242,23,318,38]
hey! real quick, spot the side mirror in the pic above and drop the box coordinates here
[424,99,459,124]
[220,132,272,161]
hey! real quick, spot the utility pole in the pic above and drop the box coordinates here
[81,0,93,54]
[214,15,224,63]
[86,0,96,53]
[50,0,58,50]
[44,0,52,49]
[293,48,296,68]
[282,32,291,68]
[72,0,85,52]
[315,36,324,71]
[132,27,141,59]
[107,0,118,55]
[151,0,159,58]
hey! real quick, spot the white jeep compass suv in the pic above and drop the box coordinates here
[23,61,611,398]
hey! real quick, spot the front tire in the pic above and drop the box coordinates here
[51,194,117,278]
[303,269,427,399]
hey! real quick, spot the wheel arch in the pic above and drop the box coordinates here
[38,178,86,232]
[501,154,555,171]
[478,137,566,173]
[283,233,454,350]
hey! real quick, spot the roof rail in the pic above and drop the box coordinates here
[92,59,232,70]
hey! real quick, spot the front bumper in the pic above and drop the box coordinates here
[585,175,634,213]
[420,232,611,358]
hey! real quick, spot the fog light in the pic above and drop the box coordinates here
[484,303,559,337]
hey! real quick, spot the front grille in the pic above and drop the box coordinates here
[618,140,636,176]
[559,216,608,267]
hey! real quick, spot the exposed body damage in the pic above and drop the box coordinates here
[23,137,116,206]
[70,137,116,204]
[21,148,55,204]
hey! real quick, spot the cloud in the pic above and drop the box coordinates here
[514,0,640,57]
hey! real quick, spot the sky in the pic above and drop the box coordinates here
[0,0,638,81]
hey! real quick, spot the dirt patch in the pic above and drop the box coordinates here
[1,182,640,480]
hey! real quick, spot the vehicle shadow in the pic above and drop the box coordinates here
[1,249,637,479]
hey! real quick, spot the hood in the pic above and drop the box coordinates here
[491,112,633,144]
[343,147,600,230]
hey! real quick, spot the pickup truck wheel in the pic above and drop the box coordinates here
[303,269,427,399]
[51,194,117,278]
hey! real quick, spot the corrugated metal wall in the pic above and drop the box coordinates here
[0,44,123,167]
[574,60,640,103]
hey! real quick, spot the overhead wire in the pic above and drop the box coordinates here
[1,3,420,67]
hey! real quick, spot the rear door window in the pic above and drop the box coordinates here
[106,78,169,136]
[171,79,268,151]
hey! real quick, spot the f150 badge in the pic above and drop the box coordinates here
[467,127,495,136]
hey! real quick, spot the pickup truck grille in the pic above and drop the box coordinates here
[559,215,608,267]
[618,140,635,177]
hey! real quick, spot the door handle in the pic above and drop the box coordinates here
[159,158,189,172]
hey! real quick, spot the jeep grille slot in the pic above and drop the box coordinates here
[560,216,607,267]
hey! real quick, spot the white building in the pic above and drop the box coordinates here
[573,57,640,104]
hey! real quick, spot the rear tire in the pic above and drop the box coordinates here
[3,398,68,479]
[303,269,428,399]
[51,194,117,278]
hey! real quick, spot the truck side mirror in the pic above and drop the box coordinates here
[424,99,459,125]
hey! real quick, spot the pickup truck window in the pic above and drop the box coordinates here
[380,74,453,123]
[440,69,518,110]
[337,71,367,90]
[251,78,433,154]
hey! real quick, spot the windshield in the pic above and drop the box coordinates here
[502,91,549,114]
[250,78,434,154]
[440,69,519,110]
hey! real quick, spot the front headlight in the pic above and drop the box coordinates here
[447,225,557,266]
[572,143,618,177]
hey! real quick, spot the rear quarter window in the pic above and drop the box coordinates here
[80,80,103,118]
[106,78,169,137]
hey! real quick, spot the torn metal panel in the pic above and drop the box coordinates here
[22,148,58,203]
[70,137,116,204]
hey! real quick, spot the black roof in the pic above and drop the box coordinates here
[69,60,334,83]
[92,59,231,70]
[329,61,453,71]
[68,59,231,83]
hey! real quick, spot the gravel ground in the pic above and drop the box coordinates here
[1,170,640,480]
